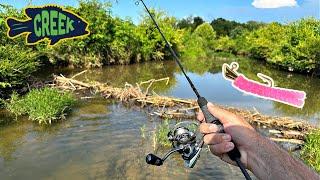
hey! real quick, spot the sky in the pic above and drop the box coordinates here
[1,0,319,23]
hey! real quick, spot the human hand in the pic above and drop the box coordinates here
[197,102,260,170]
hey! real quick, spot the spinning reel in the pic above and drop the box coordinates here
[146,122,203,168]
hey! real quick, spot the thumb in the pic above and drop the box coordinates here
[206,103,239,125]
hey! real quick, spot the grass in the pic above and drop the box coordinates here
[5,87,75,124]
[301,129,320,173]
[154,120,172,147]
[140,124,146,138]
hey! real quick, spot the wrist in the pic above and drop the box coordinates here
[246,133,269,172]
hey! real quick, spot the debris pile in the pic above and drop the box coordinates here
[53,71,315,148]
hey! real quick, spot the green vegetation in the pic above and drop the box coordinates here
[140,124,146,138]
[154,120,171,147]
[180,17,320,74]
[301,130,320,173]
[182,23,216,58]
[0,1,319,127]
[0,1,319,99]
[0,45,39,98]
[5,88,75,124]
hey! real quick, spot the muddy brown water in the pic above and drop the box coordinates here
[1,57,320,179]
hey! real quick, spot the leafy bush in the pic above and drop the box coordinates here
[244,18,320,72]
[301,130,320,172]
[5,88,75,124]
[0,45,38,98]
[214,36,236,53]
[137,9,184,61]
[44,1,184,67]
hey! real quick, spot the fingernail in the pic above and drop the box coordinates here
[226,143,234,150]
[222,134,231,141]
[209,124,217,131]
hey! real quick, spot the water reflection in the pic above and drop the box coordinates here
[59,57,320,123]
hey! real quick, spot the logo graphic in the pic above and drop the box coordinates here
[222,62,306,108]
[5,5,90,46]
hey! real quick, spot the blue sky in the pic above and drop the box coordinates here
[2,0,319,23]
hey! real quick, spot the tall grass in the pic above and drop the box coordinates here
[5,87,75,124]
[0,45,38,98]
[301,130,320,172]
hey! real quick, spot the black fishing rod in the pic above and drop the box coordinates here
[137,0,252,179]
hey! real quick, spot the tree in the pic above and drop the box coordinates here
[177,16,204,31]
[182,23,217,58]
[193,16,204,29]
[210,18,243,37]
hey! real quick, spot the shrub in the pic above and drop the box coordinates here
[301,130,320,173]
[0,45,39,98]
[5,88,75,124]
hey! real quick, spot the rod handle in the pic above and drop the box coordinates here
[197,97,241,161]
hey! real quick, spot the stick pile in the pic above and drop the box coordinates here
[53,72,315,147]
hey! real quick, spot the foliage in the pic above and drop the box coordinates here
[137,9,184,61]
[0,1,319,99]
[177,16,204,31]
[182,23,216,58]
[210,18,243,37]
[47,0,115,67]
[214,36,236,53]
[246,22,287,60]
[5,88,75,124]
[45,1,184,67]
[0,45,39,98]
[155,120,171,147]
[245,18,320,73]
[0,5,40,98]
[301,129,320,173]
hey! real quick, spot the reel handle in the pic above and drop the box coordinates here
[146,153,163,166]
[197,97,241,161]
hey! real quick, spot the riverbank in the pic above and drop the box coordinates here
[1,1,319,101]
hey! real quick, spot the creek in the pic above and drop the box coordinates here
[1,56,319,179]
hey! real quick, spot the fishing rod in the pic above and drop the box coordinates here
[137,0,252,179]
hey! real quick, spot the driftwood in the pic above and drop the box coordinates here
[53,72,316,146]
[269,138,304,145]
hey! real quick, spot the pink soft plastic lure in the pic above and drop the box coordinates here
[222,62,306,108]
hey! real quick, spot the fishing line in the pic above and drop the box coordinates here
[136,1,252,179]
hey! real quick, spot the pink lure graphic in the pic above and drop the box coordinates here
[222,62,306,108]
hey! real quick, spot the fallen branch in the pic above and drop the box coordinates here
[270,138,304,145]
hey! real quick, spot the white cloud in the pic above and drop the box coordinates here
[252,0,298,8]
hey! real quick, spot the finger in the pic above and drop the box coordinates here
[219,153,237,166]
[209,142,234,155]
[199,123,220,134]
[197,111,204,122]
[203,133,231,145]
[207,103,239,125]
[219,150,248,168]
